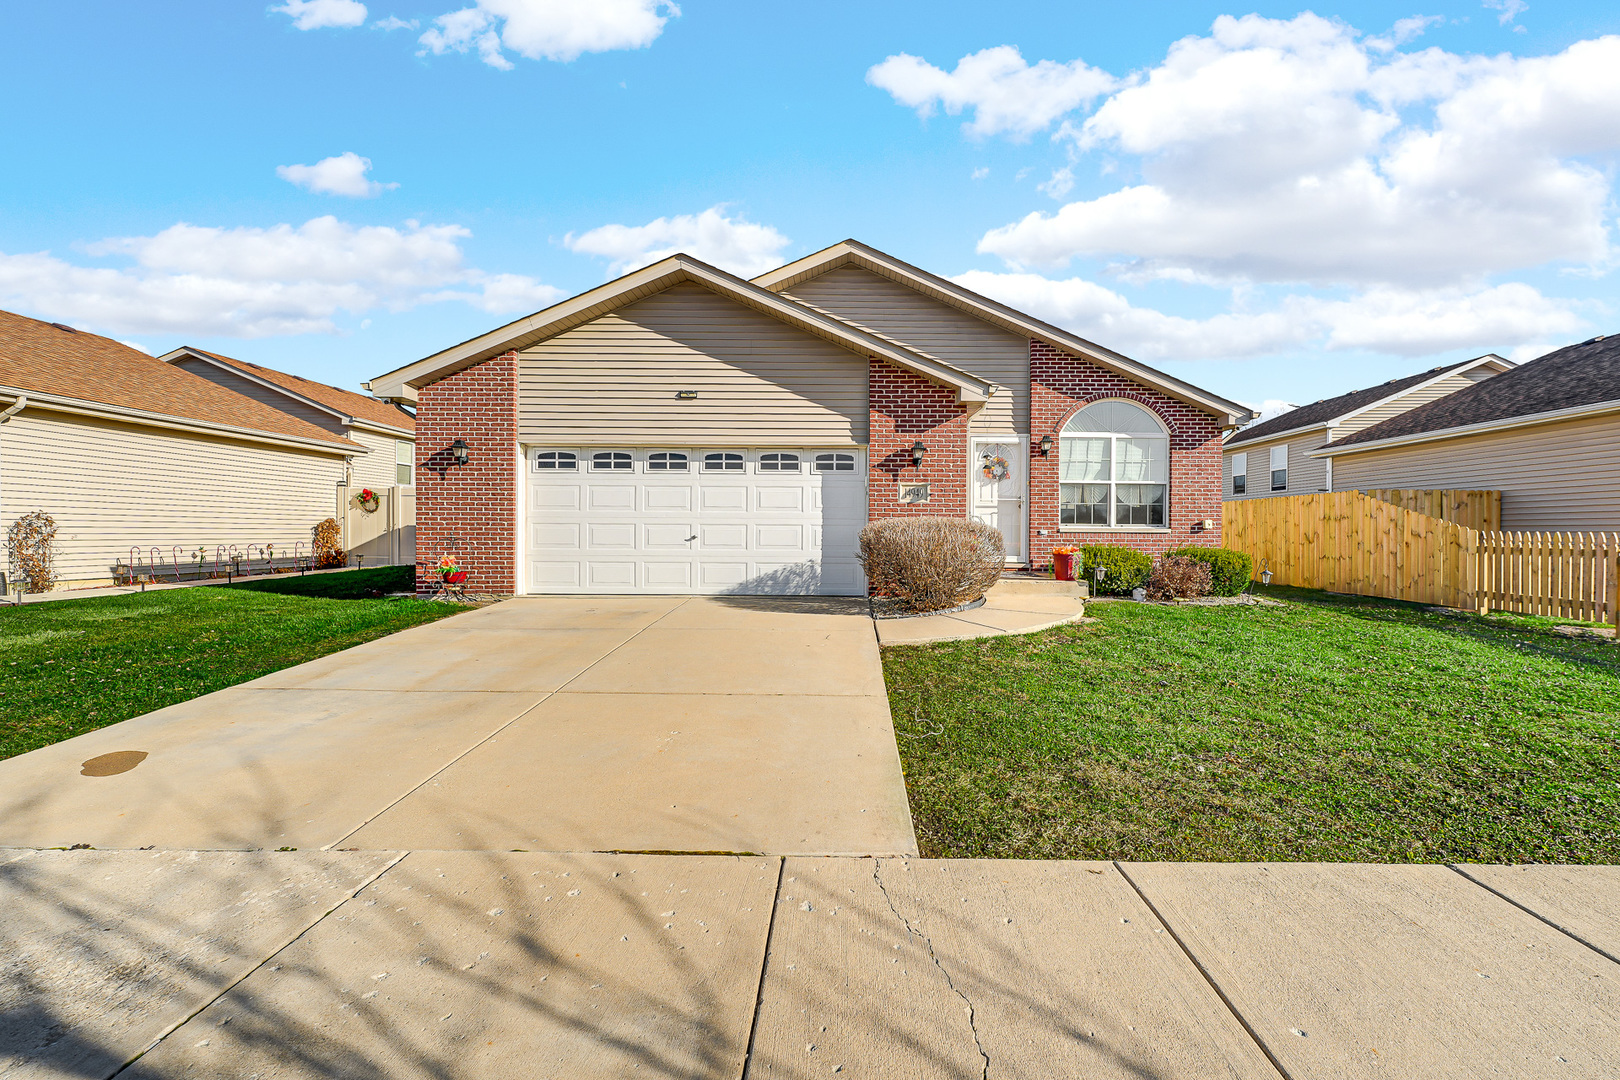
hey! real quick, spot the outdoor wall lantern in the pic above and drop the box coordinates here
[910,441,927,467]
[1039,434,1053,456]
[1093,565,1107,587]
[451,439,469,467]
[1260,558,1273,587]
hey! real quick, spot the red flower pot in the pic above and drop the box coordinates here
[444,571,469,584]
[1053,551,1077,581]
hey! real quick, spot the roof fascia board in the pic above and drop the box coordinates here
[159,347,355,423]
[1312,397,1620,457]
[368,255,992,405]
[347,417,415,439]
[754,240,1253,426]
[1224,420,1331,449]
[0,386,358,456]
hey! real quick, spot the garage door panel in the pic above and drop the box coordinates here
[755,524,804,550]
[700,524,748,550]
[644,523,696,550]
[644,487,692,511]
[532,522,580,549]
[699,562,751,587]
[700,486,748,511]
[588,485,637,511]
[756,487,804,511]
[530,561,582,588]
[586,561,637,588]
[533,485,579,510]
[643,562,693,589]
[586,523,637,549]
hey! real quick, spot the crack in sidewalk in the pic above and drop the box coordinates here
[872,859,991,1080]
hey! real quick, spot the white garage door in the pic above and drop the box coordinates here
[525,448,867,595]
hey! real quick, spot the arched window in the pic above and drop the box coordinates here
[1059,400,1168,528]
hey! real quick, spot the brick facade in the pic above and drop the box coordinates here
[1028,340,1224,570]
[867,357,972,522]
[414,354,519,596]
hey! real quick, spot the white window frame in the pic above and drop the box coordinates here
[395,439,414,486]
[1058,399,1170,531]
[1270,444,1288,491]
[533,450,578,471]
[589,450,634,472]
[646,451,688,472]
[1231,451,1247,495]
[702,451,745,472]
[814,452,857,472]
[758,452,801,472]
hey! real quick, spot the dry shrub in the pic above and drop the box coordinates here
[7,510,58,592]
[1145,554,1212,601]
[312,518,345,569]
[859,516,1004,613]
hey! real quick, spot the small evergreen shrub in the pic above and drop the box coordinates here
[1079,545,1152,595]
[1146,555,1213,600]
[1166,546,1253,596]
[860,517,1004,613]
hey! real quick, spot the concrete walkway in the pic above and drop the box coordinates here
[875,578,1088,645]
[0,596,915,857]
[3,848,1616,1079]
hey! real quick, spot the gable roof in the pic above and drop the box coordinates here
[366,254,994,406]
[752,239,1254,427]
[0,309,356,452]
[1319,335,1620,455]
[1226,355,1508,448]
[163,347,414,434]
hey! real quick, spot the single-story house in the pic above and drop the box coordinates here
[366,240,1252,597]
[1314,334,1620,530]
[1223,354,1511,499]
[0,308,414,589]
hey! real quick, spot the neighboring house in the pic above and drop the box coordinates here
[1315,334,1620,531]
[0,309,413,589]
[1222,355,1511,499]
[366,240,1252,597]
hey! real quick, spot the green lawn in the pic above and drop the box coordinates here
[0,566,467,761]
[883,587,1620,863]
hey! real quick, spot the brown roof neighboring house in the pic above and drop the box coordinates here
[175,348,414,433]
[0,309,356,450]
[1323,335,1620,451]
[1227,358,1493,447]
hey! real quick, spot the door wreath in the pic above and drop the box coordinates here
[355,488,380,513]
[980,454,1010,481]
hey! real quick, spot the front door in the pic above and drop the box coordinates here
[970,438,1026,563]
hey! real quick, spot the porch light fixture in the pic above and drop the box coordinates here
[1039,434,1053,456]
[1092,565,1107,586]
[451,439,469,467]
[910,441,927,467]
[1260,558,1273,587]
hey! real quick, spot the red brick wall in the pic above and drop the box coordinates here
[868,357,971,521]
[1029,340,1224,569]
[414,354,519,596]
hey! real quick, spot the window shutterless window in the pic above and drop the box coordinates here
[1231,451,1247,495]
[646,452,688,471]
[533,451,577,471]
[395,440,413,486]
[814,453,856,472]
[1270,444,1288,491]
[703,452,744,472]
[758,452,800,472]
[1058,400,1168,528]
[591,451,633,471]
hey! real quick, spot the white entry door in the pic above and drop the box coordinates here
[970,437,1026,563]
[525,447,867,595]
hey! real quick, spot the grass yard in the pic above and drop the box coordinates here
[884,588,1620,863]
[0,566,467,761]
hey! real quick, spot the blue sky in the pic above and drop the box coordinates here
[3,0,1617,417]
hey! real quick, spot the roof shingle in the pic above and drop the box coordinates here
[186,349,414,432]
[1227,360,1479,447]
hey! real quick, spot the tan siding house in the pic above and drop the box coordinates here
[1223,356,1512,501]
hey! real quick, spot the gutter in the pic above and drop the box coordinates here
[0,394,26,423]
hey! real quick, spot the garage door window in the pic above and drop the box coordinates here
[759,453,801,472]
[591,451,633,471]
[815,453,856,472]
[703,452,744,472]
[647,452,688,471]
[534,451,577,471]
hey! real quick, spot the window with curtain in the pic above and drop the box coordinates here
[1231,451,1247,495]
[1269,444,1288,491]
[1059,399,1169,528]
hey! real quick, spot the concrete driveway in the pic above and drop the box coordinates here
[0,596,916,857]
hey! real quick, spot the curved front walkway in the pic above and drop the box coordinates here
[0,596,916,857]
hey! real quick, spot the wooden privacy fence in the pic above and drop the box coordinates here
[1362,488,1501,531]
[1223,490,1620,626]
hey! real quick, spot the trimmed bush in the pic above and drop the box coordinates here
[1079,544,1152,595]
[1166,546,1253,596]
[859,516,1004,613]
[1146,555,1213,600]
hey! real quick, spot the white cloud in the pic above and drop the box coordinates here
[1037,167,1074,199]
[1239,399,1300,426]
[374,15,418,30]
[1366,14,1443,52]
[0,216,561,338]
[963,16,1620,289]
[971,166,990,180]
[952,269,1586,361]
[867,46,1115,139]
[419,0,678,67]
[276,152,398,198]
[565,206,791,278]
[275,0,368,30]
[1484,0,1528,26]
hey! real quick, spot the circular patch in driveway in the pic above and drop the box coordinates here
[80,751,148,776]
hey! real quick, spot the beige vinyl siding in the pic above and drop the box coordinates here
[1326,412,1620,530]
[1,408,345,588]
[518,283,868,446]
[1223,428,1331,500]
[783,267,1029,436]
[172,358,348,438]
[347,427,410,488]
[1336,367,1500,436]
